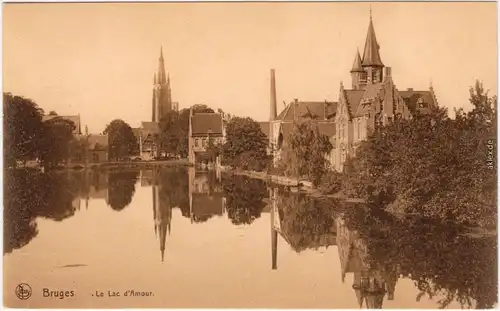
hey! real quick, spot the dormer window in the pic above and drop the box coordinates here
[417,97,427,108]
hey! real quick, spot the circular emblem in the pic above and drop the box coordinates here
[15,283,32,300]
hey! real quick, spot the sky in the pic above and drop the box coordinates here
[3,2,497,133]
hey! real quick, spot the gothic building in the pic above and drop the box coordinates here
[135,47,179,160]
[267,13,438,172]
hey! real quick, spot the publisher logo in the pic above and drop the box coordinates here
[15,283,32,300]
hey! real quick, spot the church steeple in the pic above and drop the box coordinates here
[351,49,364,73]
[360,11,384,84]
[362,11,384,68]
[157,46,167,85]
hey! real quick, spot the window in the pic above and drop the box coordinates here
[195,139,199,147]
[359,72,367,82]
[357,119,361,139]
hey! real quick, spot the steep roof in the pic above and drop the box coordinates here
[276,101,338,121]
[351,49,364,73]
[141,121,159,132]
[362,17,384,67]
[191,113,223,135]
[42,115,81,134]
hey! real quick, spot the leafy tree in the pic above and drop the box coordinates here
[3,93,44,166]
[192,104,215,113]
[159,111,180,156]
[39,117,76,168]
[104,119,138,161]
[282,120,333,186]
[221,117,269,171]
[48,110,58,116]
[343,80,497,227]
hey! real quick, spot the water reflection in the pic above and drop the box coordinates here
[3,168,497,309]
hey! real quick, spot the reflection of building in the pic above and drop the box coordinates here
[336,216,399,308]
[188,110,225,166]
[134,47,180,160]
[188,168,225,223]
[153,182,172,262]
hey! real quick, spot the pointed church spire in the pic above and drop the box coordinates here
[270,69,277,121]
[351,49,364,72]
[361,11,384,67]
[154,73,157,85]
[157,46,167,84]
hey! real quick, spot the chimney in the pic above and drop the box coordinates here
[384,67,392,79]
[270,69,277,121]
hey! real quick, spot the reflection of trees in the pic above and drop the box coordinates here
[4,169,84,254]
[107,171,139,211]
[222,175,266,225]
[276,190,337,252]
[342,207,497,309]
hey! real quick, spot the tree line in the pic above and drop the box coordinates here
[321,81,497,228]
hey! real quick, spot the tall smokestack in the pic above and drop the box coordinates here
[270,69,277,121]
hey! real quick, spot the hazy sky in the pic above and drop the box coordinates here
[3,2,497,133]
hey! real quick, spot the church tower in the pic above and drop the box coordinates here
[361,11,384,85]
[152,47,173,122]
[350,49,366,90]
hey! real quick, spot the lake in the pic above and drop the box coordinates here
[3,167,497,308]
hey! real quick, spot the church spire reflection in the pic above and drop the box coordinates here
[152,170,172,263]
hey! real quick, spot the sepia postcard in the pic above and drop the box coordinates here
[3,1,498,309]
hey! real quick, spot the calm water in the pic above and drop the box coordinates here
[4,167,497,308]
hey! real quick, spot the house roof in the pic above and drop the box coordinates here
[258,121,270,138]
[276,101,338,121]
[141,121,159,132]
[399,90,436,114]
[87,134,108,150]
[42,115,81,134]
[191,113,223,135]
[316,122,336,137]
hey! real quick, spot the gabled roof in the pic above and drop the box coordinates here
[191,113,223,135]
[141,121,159,132]
[276,101,338,121]
[362,17,384,67]
[258,121,270,138]
[344,90,365,117]
[42,115,81,134]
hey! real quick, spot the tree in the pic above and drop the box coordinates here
[282,120,333,186]
[192,104,215,113]
[343,80,497,227]
[39,117,76,168]
[104,119,138,161]
[3,93,44,166]
[221,117,269,171]
[159,110,180,156]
